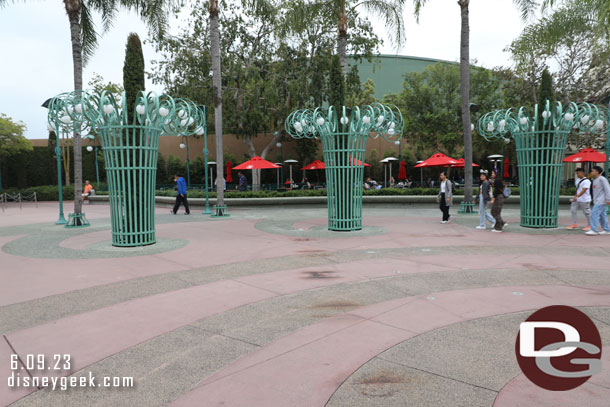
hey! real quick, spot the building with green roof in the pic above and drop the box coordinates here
[348,54,457,99]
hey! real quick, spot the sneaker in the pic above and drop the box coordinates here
[503,223,509,229]
[491,222,496,229]
[475,226,486,230]
[583,226,591,231]
[170,211,176,215]
[600,231,610,235]
[566,224,579,230]
[585,230,599,236]
[185,212,190,215]
[491,229,503,233]
[441,221,448,224]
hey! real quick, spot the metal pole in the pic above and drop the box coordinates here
[55,143,67,225]
[276,167,279,189]
[289,165,293,183]
[606,104,610,214]
[94,139,100,190]
[202,106,211,214]
[185,136,191,187]
[280,144,284,185]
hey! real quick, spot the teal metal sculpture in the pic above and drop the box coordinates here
[47,90,206,246]
[478,101,606,228]
[285,103,403,231]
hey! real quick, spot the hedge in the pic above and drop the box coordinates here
[6,185,582,201]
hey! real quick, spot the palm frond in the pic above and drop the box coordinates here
[80,2,99,66]
[412,0,428,22]
[356,0,407,48]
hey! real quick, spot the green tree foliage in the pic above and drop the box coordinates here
[383,63,505,160]
[123,33,145,122]
[0,114,32,190]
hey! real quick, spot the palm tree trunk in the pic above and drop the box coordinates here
[337,0,348,76]
[459,0,473,208]
[67,8,83,214]
[210,0,225,207]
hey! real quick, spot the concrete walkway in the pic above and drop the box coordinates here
[1,201,609,406]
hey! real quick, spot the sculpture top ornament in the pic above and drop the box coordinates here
[285,103,404,142]
[46,90,206,137]
[477,100,607,143]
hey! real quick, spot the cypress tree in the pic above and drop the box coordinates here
[537,68,554,130]
[123,33,145,123]
[328,55,345,113]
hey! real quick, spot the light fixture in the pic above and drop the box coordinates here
[276,142,282,148]
[520,117,528,125]
[340,117,348,125]
[178,109,186,118]
[136,105,146,115]
[75,103,83,113]
[377,115,384,124]
[179,143,186,149]
[159,107,169,117]
[542,110,549,119]
[86,145,93,152]
[565,112,574,121]
[103,104,115,114]
[195,127,204,136]
[316,117,325,126]
[362,116,371,124]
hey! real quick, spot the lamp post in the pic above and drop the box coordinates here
[386,157,398,186]
[85,136,100,190]
[179,135,191,187]
[199,106,211,215]
[395,140,401,160]
[208,161,216,193]
[487,154,503,176]
[276,136,284,187]
[274,163,282,189]
[54,132,67,225]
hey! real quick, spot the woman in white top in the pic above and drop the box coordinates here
[436,171,453,223]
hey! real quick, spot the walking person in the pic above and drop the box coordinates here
[475,172,495,229]
[237,171,248,192]
[491,177,506,232]
[436,171,452,224]
[567,168,591,230]
[172,174,190,215]
[585,166,610,236]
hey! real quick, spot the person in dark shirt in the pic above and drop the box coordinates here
[238,172,248,191]
[172,174,190,215]
[490,177,506,232]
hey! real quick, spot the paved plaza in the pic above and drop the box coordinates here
[1,201,609,406]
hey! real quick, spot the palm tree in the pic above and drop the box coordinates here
[337,0,407,75]
[412,0,537,211]
[1,0,170,217]
[209,0,225,210]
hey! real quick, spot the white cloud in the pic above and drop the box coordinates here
[0,0,525,138]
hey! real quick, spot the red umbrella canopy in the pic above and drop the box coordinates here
[503,157,510,179]
[449,158,480,168]
[302,160,326,170]
[350,155,371,167]
[233,156,281,170]
[226,161,233,183]
[398,160,407,180]
[563,148,607,163]
[414,153,459,168]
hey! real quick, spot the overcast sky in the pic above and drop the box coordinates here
[0,0,526,138]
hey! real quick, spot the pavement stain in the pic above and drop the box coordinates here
[354,370,411,398]
[301,270,340,279]
[307,300,361,309]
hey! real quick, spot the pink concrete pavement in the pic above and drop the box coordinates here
[171,285,610,407]
[494,351,610,407]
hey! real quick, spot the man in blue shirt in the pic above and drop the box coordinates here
[172,174,190,215]
[238,171,248,192]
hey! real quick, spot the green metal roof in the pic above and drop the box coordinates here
[348,54,457,99]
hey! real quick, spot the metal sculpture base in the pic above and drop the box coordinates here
[458,202,477,214]
[65,213,90,228]
[56,215,68,225]
[211,205,230,218]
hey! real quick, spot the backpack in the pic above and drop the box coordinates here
[503,186,511,198]
[451,180,456,194]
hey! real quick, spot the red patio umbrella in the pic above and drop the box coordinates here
[563,148,607,163]
[350,155,371,167]
[503,157,510,179]
[225,161,233,183]
[301,160,325,170]
[397,160,407,180]
[233,156,281,170]
[449,158,480,168]
[415,153,459,168]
